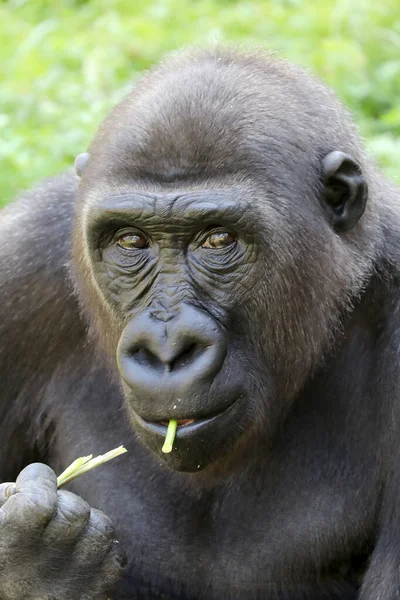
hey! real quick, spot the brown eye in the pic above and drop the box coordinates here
[202,231,237,249]
[117,232,149,250]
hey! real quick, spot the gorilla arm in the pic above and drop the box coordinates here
[0,174,125,599]
[0,172,80,480]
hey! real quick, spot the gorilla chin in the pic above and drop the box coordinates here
[125,391,247,472]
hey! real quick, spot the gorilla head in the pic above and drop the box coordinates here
[71,47,377,472]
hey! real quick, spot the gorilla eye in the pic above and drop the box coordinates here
[117,231,149,250]
[202,231,237,249]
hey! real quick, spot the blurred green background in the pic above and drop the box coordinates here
[1,0,399,205]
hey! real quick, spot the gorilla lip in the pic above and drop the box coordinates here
[142,399,239,437]
[160,419,195,427]
[145,414,219,437]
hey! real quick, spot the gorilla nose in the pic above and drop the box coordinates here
[116,304,227,413]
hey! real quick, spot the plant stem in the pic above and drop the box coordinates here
[57,446,127,488]
[162,420,177,453]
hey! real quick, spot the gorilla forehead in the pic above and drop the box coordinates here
[88,188,252,226]
[85,46,364,187]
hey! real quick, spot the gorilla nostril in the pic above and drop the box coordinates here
[169,343,201,371]
[131,344,204,373]
[131,348,164,371]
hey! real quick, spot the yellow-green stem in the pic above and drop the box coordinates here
[57,446,127,488]
[162,420,177,453]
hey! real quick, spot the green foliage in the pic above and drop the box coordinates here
[1,0,399,204]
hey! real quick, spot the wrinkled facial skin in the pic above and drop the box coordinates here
[84,187,263,471]
[78,166,368,473]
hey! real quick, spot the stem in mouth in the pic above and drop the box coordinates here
[162,419,178,453]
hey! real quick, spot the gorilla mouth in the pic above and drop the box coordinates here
[150,402,240,430]
[135,396,245,470]
[160,419,195,427]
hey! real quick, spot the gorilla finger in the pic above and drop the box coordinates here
[85,540,126,599]
[0,483,16,508]
[15,463,57,493]
[0,464,58,527]
[43,490,91,546]
[109,539,128,570]
[86,508,116,541]
[101,540,128,587]
[73,509,116,566]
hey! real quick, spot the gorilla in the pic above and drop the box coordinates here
[0,45,399,599]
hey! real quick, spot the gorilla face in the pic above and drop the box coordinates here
[73,48,372,472]
[82,186,263,471]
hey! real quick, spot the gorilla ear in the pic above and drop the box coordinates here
[74,152,90,177]
[321,151,368,233]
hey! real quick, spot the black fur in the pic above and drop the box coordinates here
[1,46,400,599]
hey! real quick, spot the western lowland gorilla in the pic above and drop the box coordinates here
[0,45,399,599]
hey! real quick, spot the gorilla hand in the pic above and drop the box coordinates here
[0,463,126,600]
